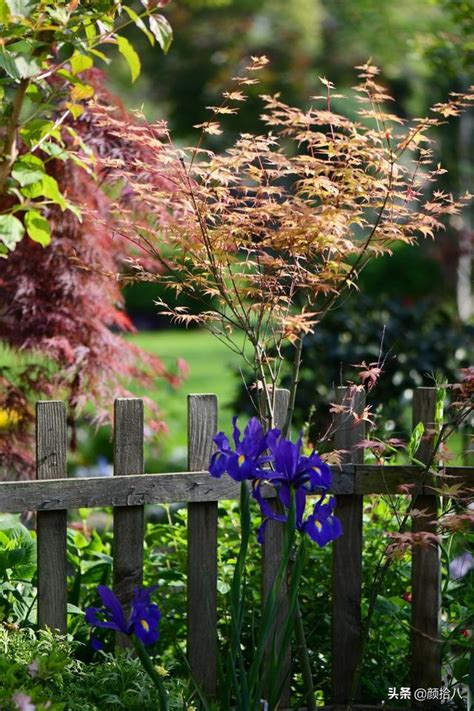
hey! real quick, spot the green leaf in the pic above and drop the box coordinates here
[11,154,45,186]
[117,35,141,83]
[0,49,20,80]
[45,5,68,24]
[5,0,37,18]
[70,81,94,101]
[22,174,67,210]
[435,386,445,427]
[20,118,57,145]
[70,52,93,76]
[0,214,25,250]
[25,209,51,246]
[0,514,22,530]
[11,54,41,79]
[65,102,85,119]
[217,579,231,594]
[41,141,68,160]
[408,421,425,459]
[0,0,10,23]
[149,15,173,54]
[42,174,67,209]
[122,5,155,45]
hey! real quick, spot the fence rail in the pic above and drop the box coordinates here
[0,387,472,709]
[0,465,470,511]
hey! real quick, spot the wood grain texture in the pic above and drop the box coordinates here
[262,389,291,707]
[36,401,68,633]
[112,399,144,648]
[187,394,218,697]
[331,386,365,704]
[0,465,471,512]
[0,466,471,512]
[410,388,441,693]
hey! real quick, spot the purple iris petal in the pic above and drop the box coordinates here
[85,605,124,632]
[209,451,228,478]
[253,433,336,545]
[209,416,339,547]
[86,585,161,647]
[252,481,287,523]
[130,586,162,645]
[267,436,331,494]
[295,487,307,528]
[209,417,280,483]
[97,585,130,633]
[214,431,232,454]
[302,497,342,547]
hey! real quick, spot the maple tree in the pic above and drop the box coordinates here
[100,57,473,434]
[0,1,180,477]
[0,73,183,477]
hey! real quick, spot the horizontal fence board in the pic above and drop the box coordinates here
[0,466,472,512]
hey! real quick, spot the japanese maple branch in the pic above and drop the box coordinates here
[281,333,304,438]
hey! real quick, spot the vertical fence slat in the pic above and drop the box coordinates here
[411,387,441,692]
[113,398,144,647]
[37,401,68,633]
[331,386,365,704]
[187,394,218,697]
[262,388,291,707]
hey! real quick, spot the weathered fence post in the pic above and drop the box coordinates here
[113,398,144,647]
[331,385,365,704]
[261,388,292,706]
[411,387,441,694]
[37,401,68,633]
[187,394,219,697]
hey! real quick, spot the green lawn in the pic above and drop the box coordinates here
[129,329,246,470]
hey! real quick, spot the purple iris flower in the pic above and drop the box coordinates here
[255,489,341,547]
[209,416,279,482]
[253,435,341,546]
[301,496,342,546]
[264,433,332,501]
[86,585,161,646]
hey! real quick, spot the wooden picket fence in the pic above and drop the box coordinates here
[0,386,472,710]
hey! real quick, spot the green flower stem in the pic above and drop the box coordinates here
[132,637,169,711]
[294,598,316,711]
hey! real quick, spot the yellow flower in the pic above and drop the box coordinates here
[0,409,19,430]
[154,665,169,678]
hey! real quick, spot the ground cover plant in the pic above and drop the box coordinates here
[0,491,472,708]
